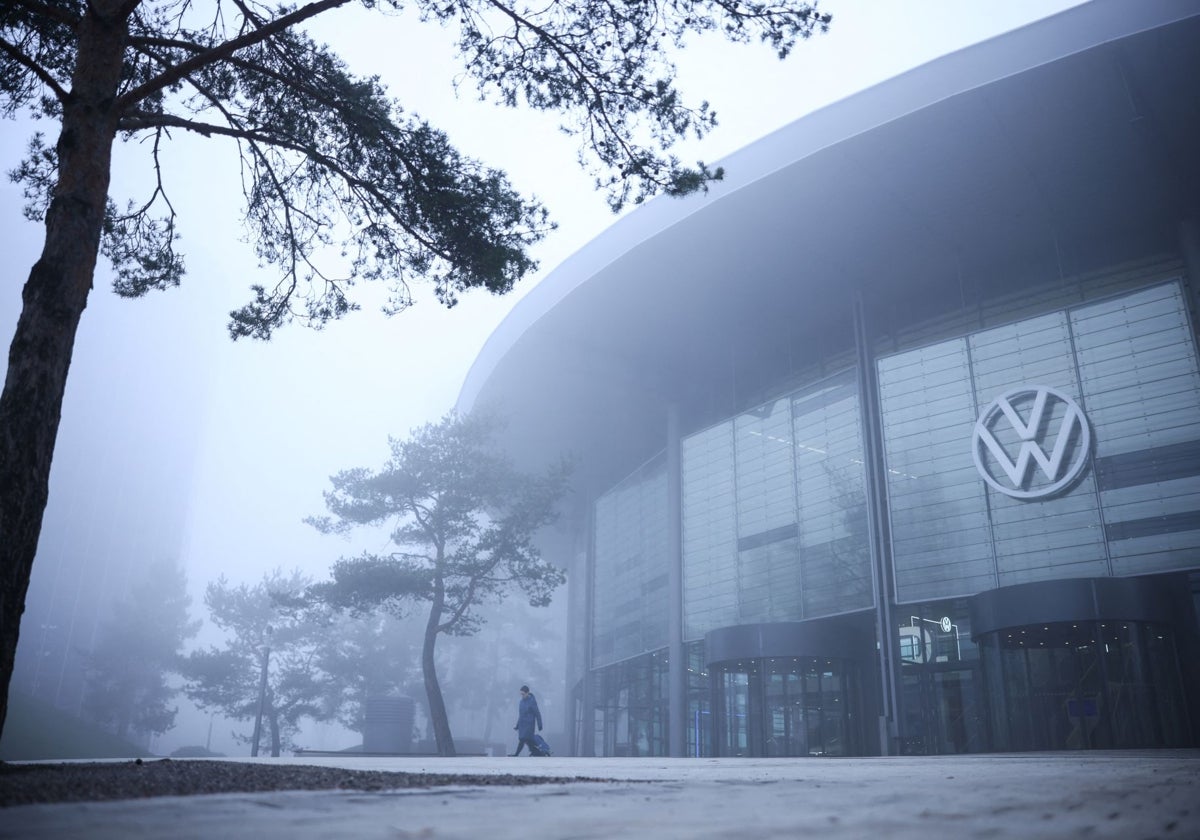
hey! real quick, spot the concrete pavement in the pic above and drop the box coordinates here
[4,751,1198,839]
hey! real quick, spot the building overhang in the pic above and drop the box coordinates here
[457,0,1200,504]
[969,575,1195,637]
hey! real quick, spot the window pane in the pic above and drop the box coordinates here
[593,455,669,666]
[683,422,737,638]
[879,339,994,600]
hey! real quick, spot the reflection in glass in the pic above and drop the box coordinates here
[685,642,711,757]
[978,621,1191,750]
[878,338,994,600]
[712,657,860,757]
[879,280,1200,598]
[682,370,871,638]
[593,456,668,666]
[592,650,669,756]
[793,372,872,616]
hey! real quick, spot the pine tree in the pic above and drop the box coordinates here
[307,410,572,755]
[0,0,829,738]
[181,569,332,756]
[79,558,199,742]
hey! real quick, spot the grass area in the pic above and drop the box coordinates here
[0,691,152,761]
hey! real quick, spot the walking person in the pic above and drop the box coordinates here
[511,685,543,756]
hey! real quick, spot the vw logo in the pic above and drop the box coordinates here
[972,385,1091,500]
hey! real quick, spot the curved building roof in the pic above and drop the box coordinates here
[458,0,1200,500]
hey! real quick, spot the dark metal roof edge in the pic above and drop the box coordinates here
[456,0,1200,414]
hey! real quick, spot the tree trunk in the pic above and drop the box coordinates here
[0,2,128,739]
[422,578,455,756]
[268,699,281,758]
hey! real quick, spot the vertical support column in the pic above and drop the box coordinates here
[580,500,597,756]
[667,403,686,757]
[1180,217,1200,317]
[853,291,901,756]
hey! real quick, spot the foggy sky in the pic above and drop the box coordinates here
[0,0,1085,756]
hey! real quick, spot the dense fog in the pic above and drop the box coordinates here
[0,1,1084,760]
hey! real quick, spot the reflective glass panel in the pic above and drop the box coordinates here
[682,422,738,638]
[878,339,993,600]
[1075,284,1200,575]
[793,372,873,615]
[592,456,668,666]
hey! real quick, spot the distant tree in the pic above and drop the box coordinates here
[0,0,831,737]
[311,610,422,737]
[181,569,335,756]
[307,410,570,756]
[79,557,199,742]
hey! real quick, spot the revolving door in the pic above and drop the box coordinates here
[712,655,862,757]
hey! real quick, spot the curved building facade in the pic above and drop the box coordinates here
[458,0,1200,756]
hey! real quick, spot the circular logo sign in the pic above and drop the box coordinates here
[972,385,1091,500]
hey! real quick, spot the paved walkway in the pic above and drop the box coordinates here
[5,751,1198,839]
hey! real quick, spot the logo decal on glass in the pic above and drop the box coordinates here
[972,385,1091,500]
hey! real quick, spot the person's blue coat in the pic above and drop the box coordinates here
[516,693,542,740]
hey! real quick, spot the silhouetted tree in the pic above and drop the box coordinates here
[0,0,831,737]
[79,557,199,742]
[307,410,570,755]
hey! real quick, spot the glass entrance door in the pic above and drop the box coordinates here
[719,669,754,756]
[715,656,860,756]
[978,620,1192,751]
[900,666,984,754]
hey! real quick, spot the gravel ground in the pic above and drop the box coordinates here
[0,758,604,807]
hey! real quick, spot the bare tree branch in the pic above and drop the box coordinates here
[115,0,353,112]
[0,35,69,101]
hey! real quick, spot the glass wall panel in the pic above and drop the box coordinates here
[683,370,871,638]
[735,398,801,622]
[879,279,1200,599]
[793,373,872,615]
[1073,285,1200,456]
[592,456,668,667]
[592,650,668,756]
[879,340,994,600]
[736,537,800,623]
[735,398,796,538]
[968,313,1108,585]
[1073,284,1200,576]
[682,422,738,638]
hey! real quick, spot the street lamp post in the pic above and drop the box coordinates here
[250,625,273,757]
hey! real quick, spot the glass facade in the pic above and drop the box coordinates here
[579,274,1200,758]
[680,422,738,636]
[590,650,668,757]
[592,455,669,668]
[1079,286,1200,575]
[897,598,985,755]
[681,371,873,640]
[711,656,861,757]
[977,621,1190,750]
[685,641,711,758]
[879,281,1200,602]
